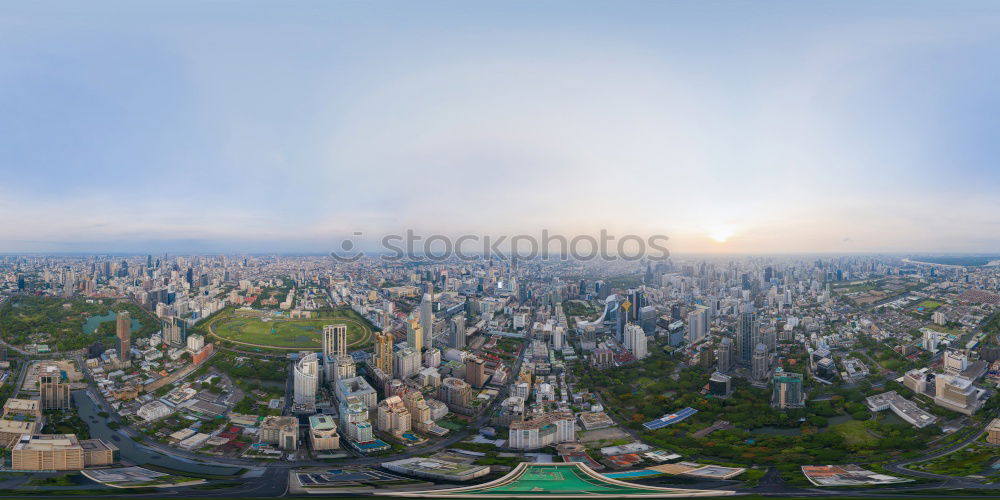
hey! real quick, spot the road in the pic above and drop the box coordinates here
[883,413,995,483]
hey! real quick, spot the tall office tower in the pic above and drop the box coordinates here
[394,347,421,380]
[772,368,805,408]
[639,305,657,334]
[626,288,645,322]
[736,303,760,365]
[333,355,356,384]
[467,357,486,388]
[323,324,348,359]
[63,271,75,298]
[161,316,187,348]
[616,296,629,342]
[294,353,319,405]
[116,311,131,364]
[716,337,733,373]
[551,327,564,349]
[381,309,391,330]
[373,331,394,378]
[623,322,648,360]
[406,319,423,355]
[39,375,71,410]
[687,307,709,344]
[420,289,434,350]
[751,343,769,382]
[764,329,776,353]
[449,315,466,349]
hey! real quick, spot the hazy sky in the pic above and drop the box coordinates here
[2,1,999,254]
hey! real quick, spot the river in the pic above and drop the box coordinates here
[73,390,242,476]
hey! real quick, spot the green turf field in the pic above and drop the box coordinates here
[914,300,943,312]
[459,464,679,495]
[210,311,372,349]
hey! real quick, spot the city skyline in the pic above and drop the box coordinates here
[2,1,999,253]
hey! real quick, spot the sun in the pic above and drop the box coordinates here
[707,225,736,243]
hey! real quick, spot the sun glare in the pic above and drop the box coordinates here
[708,225,736,243]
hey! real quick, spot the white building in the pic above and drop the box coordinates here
[624,323,648,360]
[508,411,576,449]
[137,400,173,422]
[294,353,319,404]
[943,350,968,375]
[186,334,205,353]
[395,347,421,380]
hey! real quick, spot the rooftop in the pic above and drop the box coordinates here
[387,462,730,497]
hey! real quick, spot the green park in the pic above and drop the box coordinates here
[206,308,374,350]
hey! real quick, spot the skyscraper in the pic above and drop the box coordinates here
[420,289,434,350]
[406,319,423,355]
[449,315,466,349]
[373,331,394,378]
[116,311,131,364]
[294,353,319,405]
[736,303,760,365]
[323,324,348,359]
[624,322,648,360]
[751,343,769,382]
[39,375,70,410]
[161,316,187,348]
[772,368,805,408]
[467,357,486,388]
[687,307,709,344]
[717,337,733,373]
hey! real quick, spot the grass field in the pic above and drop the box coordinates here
[831,420,877,447]
[210,310,372,350]
[913,300,944,313]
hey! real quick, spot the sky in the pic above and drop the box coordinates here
[1,1,999,255]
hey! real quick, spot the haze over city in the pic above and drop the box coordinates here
[2,1,999,254]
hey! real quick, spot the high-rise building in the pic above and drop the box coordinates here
[377,395,412,435]
[943,351,969,375]
[751,343,769,382]
[402,390,434,432]
[323,324,348,381]
[467,357,486,388]
[339,396,373,443]
[116,311,131,364]
[686,306,709,344]
[639,305,658,334]
[308,415,340,450]
[987,418,1000,445]
[333,355,356,383]
[934,374,980,415]
[395,347,421,380]
[323,324,348,359]
[438,377,472,409]
[709,371,732,397]
[406,319,423,355]
[450,315,466,349]
[736,303,760,365]
[161,316,187,348]
[420,289,435,350]
[716,337,733,373]
[508,412,576,450]
[259,416,298,450]
[551,326,564,349]
[373,331,394,378]
[39,375,71,410]
[294,353,319,405]
[623,322,648,360]
[772,368,805,408]
[423,347,441,368]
